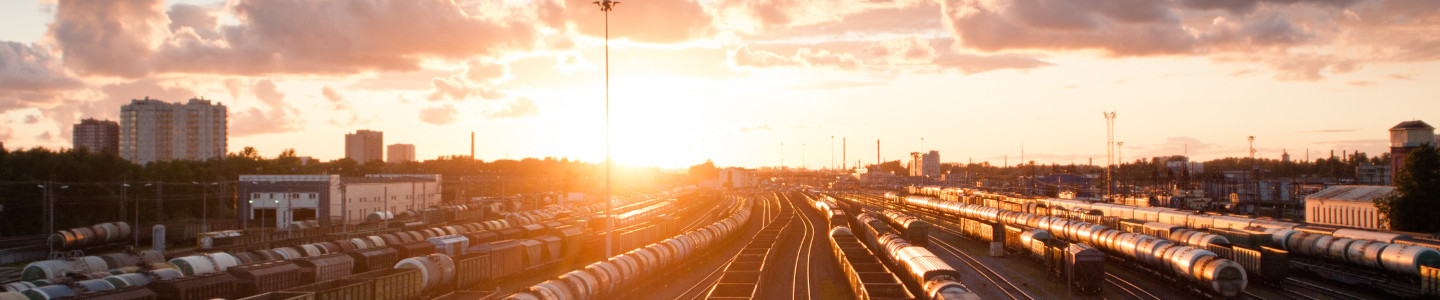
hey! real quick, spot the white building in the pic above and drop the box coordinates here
[120,98,228,164]
[720,168,757,189]
[908,151,940,178]
[238,174,442,228]
[387,143,415,163]
[1304,185,1392,230]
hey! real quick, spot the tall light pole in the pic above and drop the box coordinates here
[802,143,807,170]
[830,136,835,171]
[1116,141,1124,195]
[593,0,621,258]
[780,142,785,169]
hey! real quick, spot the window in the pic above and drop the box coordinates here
[291,193,300,199]
[251,193,259,199]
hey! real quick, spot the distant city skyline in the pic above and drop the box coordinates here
[1,0,1437,168]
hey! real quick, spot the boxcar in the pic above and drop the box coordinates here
[470,240,524,280]
[228,261,302,297]
[343,268,422,300]
[345,248,399,273]
[293,254,356,285]
[392,242,434,259]
[149,272,236,300]
[53,286,156,300]
[283,278,372,300]
[1232,246,1288,285]
[236,291,315,300]
[1065,243,1105,295]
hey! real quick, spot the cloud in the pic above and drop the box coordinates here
[788,81,891,90]
[321,86,363,126]
[428,75,505,101]
[1347,80,1375,87]
[716,0,873,31]
[933,53,1053,74]
[49,0,166,77]
[419,104,458,125]
[1386,73,1415,80]
[738,124,775,133]
[561,0,717,44]
[484,97,539,119]
[50,0,546,78]
[1178,0,1361,15]
[0,42,84,110]
[465,60,513,84]
[728,46,862,70]
[230,79,300,137]
[23,114,41,124]
[940,0,1197,56]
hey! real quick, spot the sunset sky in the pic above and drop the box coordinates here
[1,0,1438,169]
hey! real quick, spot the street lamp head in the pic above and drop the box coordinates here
[593,0,620,11]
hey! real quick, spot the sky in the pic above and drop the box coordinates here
[0,0,1437,169]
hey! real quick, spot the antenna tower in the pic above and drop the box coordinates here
[1104,111,1116,200]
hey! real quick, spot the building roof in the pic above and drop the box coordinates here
[1305,185,1394,202]
[1391,120,1434,130]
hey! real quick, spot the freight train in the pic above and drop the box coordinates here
[908,186,1440,279]
[2,192,693,300]
[895,194,1249,298]
[814,192,977,300]
[504,195,753,299]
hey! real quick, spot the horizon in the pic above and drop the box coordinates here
[2,0,1437,169]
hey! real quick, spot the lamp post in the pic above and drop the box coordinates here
[593,0,621,258]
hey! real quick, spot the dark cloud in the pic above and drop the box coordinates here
[0,41,82,110]
[24,115,40,124]
[1178,0,1361,15]
[940,0,1197,56]
[49,0,545,78]
[166,3,220,40]
[49,0,164,77]
[419,104,458,125]
[484,97,539,119]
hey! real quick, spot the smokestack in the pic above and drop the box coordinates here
[470,132,475,159]
[842,137,847,170]
[876,139,881,167]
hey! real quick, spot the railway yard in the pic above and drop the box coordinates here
[0,185,1434,299]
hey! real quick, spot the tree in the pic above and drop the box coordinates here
[687,160,719,184]
[1375,144,1440,232]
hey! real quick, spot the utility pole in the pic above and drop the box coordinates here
[780,142,785,169]
[830,136,835,171]
[593,0,621,259]
[802,143,806,170]
[1117,141,1124,196]
[1104,111,1116,201]
[843,137,847,170]
[876,139,881,167]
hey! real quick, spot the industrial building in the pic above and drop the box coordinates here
[1390,120,1435,182]
[720,168,758,189]
[72,118,119,154]
[908,150,940,178]
[1304,185,1391,230]
[345,129,384,163]
[387,143,416,163]
[237,174,442,228]
[120,98,228,164]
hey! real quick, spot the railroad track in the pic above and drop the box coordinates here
[781,192,816,300]
[1282,277,1370,300]
[676,193,789,300]
[927,235,1036,300]
[1104,273,1159,300]
[851,193,1035,300]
